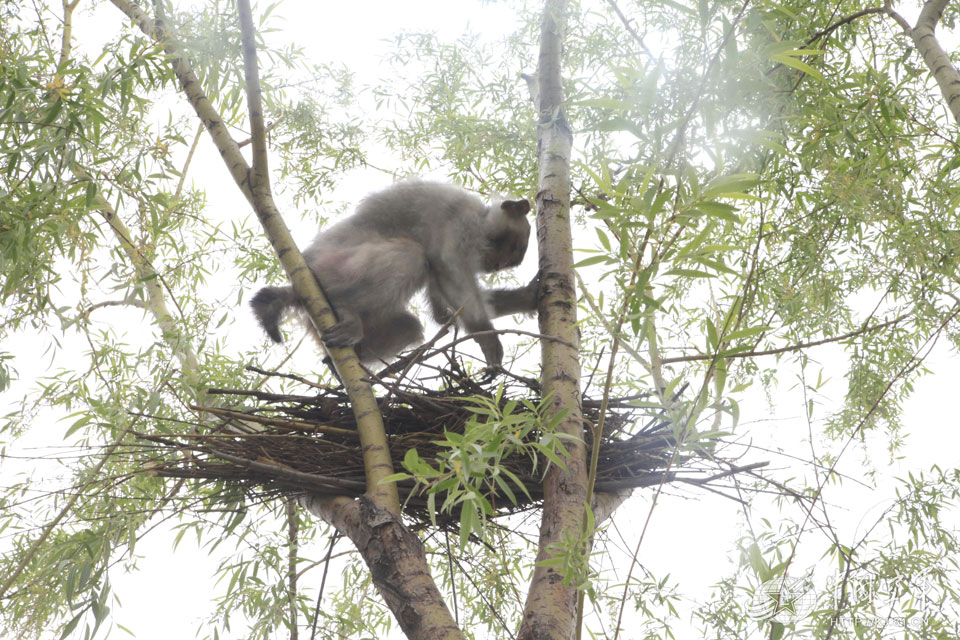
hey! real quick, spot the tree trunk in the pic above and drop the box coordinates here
[110,4,467,639]
[300,496,464,640]
[888,0,960,125]
[518,1,587,639]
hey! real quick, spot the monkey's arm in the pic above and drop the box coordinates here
[428,261,503,367]
[484,272,540,318]
[427,278,454,325]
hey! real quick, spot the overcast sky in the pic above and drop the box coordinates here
[2,1,960,638]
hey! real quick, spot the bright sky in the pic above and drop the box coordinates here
[2,1,960,638]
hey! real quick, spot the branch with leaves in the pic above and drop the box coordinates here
[885,0,960,124]
[108,0,399,512]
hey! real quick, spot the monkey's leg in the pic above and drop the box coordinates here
[427,276,454,325]
[357,311,425,363]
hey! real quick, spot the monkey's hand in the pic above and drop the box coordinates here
[474,332,504,369]
[429,293,455,326]
[320,313,363,348]
[525,269,543,306]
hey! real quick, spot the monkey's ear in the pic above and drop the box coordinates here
[500,199,531,217]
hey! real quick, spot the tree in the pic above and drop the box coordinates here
[2,0,960,639]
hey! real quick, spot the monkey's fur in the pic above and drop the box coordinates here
[250,181,538,367]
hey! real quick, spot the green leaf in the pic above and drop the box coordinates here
[573,255,611,268]
[771,622,785,640]
[747,543,771,580]
[595,228,611,252]
[722,325,772,343]
[84,182,97,209]
[380,472,412,483]
[459,501,479,546]
[770,53,825,81]
[691,202,741,223]
[665,268,715,278]
[60,612,83,640]
[701,174,759,200]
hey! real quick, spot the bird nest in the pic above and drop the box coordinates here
[140,361,755,526]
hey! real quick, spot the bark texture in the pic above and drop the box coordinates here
[518,1,587,639]
[889,0,960,124]
[912,0,960,124]
[107,4,467,639]
[109,0,400,513]
[300,496,464,640]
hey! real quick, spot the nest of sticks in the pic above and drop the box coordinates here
[141,357,759,527]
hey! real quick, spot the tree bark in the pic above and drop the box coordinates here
[233,0,399,511]
[300,496,464,640]
[107,4,468,638]
[518,1,587,639]
[108,0,400,513]
[888,0,960,125]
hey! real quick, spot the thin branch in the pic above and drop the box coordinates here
[0,418,139,601]
[885,3,912,33]
[237,117,282,148]
[778,302,960,595]
[663,0,750,166]
[57,0,81,69]
[174,122,204,200]
[186,405,358,439]
[661,313,909,364]
[575,272,652,370]
[286,499,299,640]
[603,0,654,59]
[80,298,148,318]
[678,461,770,485]
[203,448,367,493]
[309,534,338,640]
[245,364,330,390]
[805,6,887,45]
[238,0,270,185]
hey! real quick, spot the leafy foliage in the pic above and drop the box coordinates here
[391,389,570,545]
[1,0,959,638]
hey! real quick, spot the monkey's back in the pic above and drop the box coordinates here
[347,181,488,260]
[300,182,484,315]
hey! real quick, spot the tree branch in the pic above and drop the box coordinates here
[603,0,654,59]
[109,0,401,513]
[236,0,400,512]
[81,298,148,318]
[805,7,887,45]
[661,313,909,364]
[0,418,138,601]
[885,0,960,124]
[299,495,465,640]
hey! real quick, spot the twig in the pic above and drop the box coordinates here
[237,117,282,148]
[205,448,367,493]
[0,417,139,600]
[80,298,148,318]
[310,534,338,640]
[187,405,358,438]
[660,313,909,364]
[245,364,330,389]
[603,0,655,59]
[678,461,769,484]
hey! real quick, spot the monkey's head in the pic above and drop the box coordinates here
[481,198,531,273]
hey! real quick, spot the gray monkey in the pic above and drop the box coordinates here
[250,181,538,367]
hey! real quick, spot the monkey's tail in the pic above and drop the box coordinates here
[250,286,298,343]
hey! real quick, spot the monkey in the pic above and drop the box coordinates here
[250,180,538,368]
